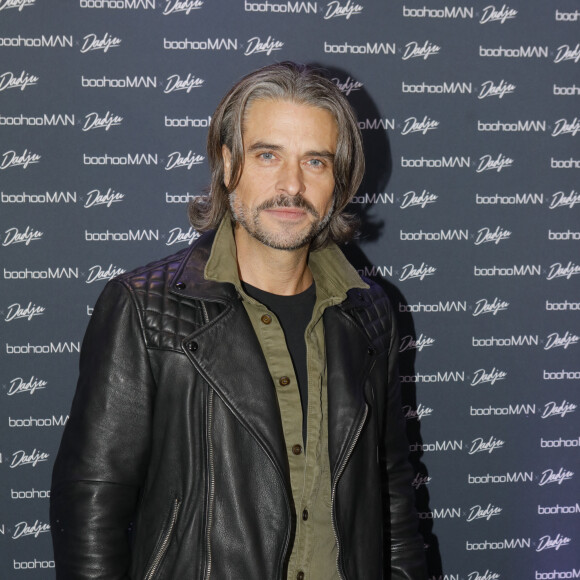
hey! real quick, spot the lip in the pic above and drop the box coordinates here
[262,208,308,220]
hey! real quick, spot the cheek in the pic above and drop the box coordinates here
[238,170,272,198]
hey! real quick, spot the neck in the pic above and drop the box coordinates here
[233,225,313,295]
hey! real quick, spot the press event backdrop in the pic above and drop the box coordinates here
[1,0,579,578]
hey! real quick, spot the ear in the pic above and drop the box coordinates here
[222,145,232,188]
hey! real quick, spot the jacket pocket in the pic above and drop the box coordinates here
[143,496,181,580]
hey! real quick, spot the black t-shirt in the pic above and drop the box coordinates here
[242,281,316,445]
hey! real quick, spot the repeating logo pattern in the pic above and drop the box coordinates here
[0,1,577,578]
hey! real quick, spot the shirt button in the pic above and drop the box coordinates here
[261,314,272,324]
[279,376,291,386]
[302,509,309,521]
[297,572,305,580]
[292,444,302,455]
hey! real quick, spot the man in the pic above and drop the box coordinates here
[51,62,426,580]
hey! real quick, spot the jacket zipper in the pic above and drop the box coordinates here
[144,497,181,580]
[330,404,368,580]
[205,388,216,579]
[200,302,217,580]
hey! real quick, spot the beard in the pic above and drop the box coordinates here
[229,191,334,251]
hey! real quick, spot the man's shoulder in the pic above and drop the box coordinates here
[345,276,393,315]
[116,246,192,290]
[113,229,213,293]
[96,234,216,351]
[343,277,396,348]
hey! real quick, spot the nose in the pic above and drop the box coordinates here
[276,160,304,196]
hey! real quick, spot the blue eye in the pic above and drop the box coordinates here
[260,152,274,160]
[308,159,323,167]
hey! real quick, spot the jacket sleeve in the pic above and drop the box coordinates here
[382,301,428,580]
[50,280,155,579]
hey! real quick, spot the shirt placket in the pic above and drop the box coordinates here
[291,301,334,580]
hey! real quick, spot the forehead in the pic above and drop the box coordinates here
[242,98,338,146]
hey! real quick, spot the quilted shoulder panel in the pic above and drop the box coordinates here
[117,249,207,351]
[346,280,394,354]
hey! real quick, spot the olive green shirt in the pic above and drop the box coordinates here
[205,218,368,580]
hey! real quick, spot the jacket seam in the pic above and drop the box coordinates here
[110,278,159,395]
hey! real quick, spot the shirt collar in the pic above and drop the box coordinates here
[204,216,368,303]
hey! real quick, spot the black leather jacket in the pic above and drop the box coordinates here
[51,230,426,580]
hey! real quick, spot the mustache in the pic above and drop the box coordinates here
[256,194,319,217]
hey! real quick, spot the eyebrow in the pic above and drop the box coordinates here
[247,141,283,153]
[306,150,335,162]
[247,141,335,161]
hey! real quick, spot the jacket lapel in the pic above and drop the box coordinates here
[188,300,290,486]
[324,306,372,477]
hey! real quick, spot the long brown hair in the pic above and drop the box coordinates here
[189,61,365,250]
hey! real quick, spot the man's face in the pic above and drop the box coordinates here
[223,98,338,251]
